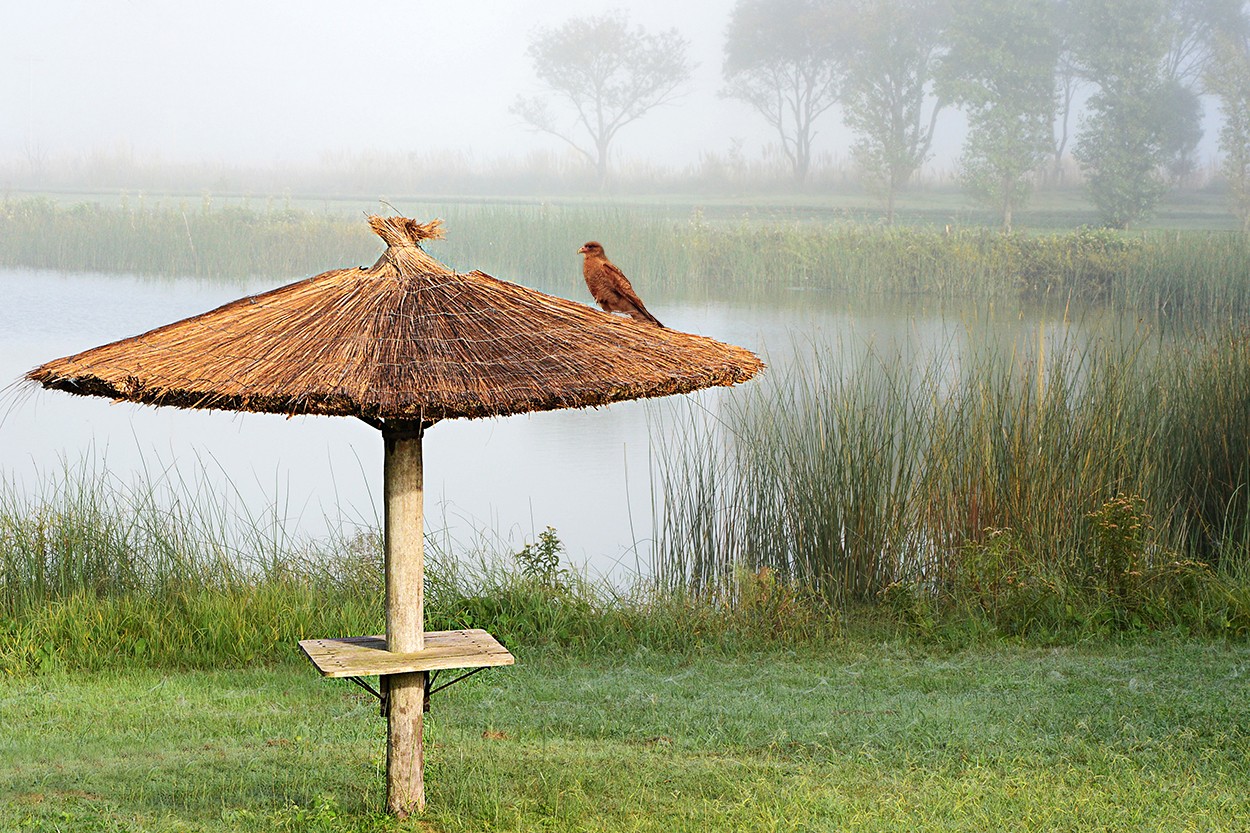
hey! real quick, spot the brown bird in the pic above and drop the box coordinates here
[578,241,664,327]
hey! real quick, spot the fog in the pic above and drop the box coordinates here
[1,2,788,170]
[0,2,1229,190]
[0,0,1031,183]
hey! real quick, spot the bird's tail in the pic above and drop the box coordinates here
[631,306,664,328]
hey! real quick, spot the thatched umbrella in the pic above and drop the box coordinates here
[26,215,763,816]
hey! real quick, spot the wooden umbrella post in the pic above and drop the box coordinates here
[383,419,426,817]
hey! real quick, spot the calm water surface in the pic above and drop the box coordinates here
[0,267,1093,579]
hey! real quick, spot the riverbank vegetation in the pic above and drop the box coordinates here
[656,320,1250,639]
[4,321,1249,677]
[3,197,1250,316]
[0,457,835,676]
[4,193,1249,657]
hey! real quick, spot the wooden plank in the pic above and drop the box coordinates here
[299,628,515,679]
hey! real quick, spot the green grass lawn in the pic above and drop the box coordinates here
[2,639,1247,831]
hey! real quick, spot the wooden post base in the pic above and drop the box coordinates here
[386,671,427,817]
[299,630,514,817]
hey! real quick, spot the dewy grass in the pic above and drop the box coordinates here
[654,319,1250,636]
[4,326,1249,671]
[1,641,1248,831]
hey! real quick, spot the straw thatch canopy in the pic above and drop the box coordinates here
[27,216,763,423]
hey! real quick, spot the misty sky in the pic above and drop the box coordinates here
[0,1,1222,176]
[1,1,796,169]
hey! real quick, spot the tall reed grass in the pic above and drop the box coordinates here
[0,456,836,674]
[0,196,378,280]
[0,459,384,672]
[654,321,1250,636]
[4,198,1250,317]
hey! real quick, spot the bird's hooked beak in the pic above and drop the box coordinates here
[577,245,589,254]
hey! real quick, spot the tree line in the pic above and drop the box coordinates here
[513,0,1250,231]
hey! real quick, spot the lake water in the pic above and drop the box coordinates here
[0,267,1093,580]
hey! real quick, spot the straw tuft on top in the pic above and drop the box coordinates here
[368,216,446,248]
[27,216,763,424]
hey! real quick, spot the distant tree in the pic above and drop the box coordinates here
[1157,0,1248,182]
[512,12,693,189]
[1163,0,1247,84]
[940,0,1058,231]
[721,0,844,186]
[1049,0,1086,183]
[842,0,949,224]
[1208,24,1250,230]
[1156,77,1206,184]
[1072,0,1173,228]
[1051,0,1241,200]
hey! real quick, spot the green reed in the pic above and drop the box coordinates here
[4,197,1250,317]
[654,321,1250,636]
[0,453,840,674]
[0,458,385,672]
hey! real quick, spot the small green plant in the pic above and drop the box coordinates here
[732,566,822,639]
[263,796,394,833]
[1085,493,1150,602]
[949,527,1072,636]
[879,580,939,637]
[514,526,568,591]
[956,527,1022,607]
